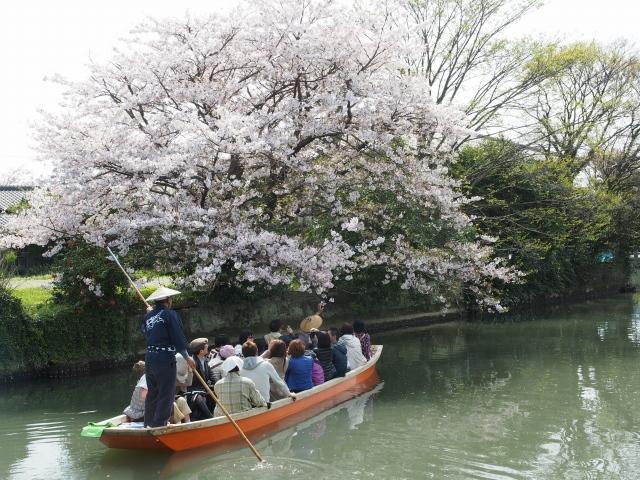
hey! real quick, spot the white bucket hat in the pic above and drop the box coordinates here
[221,356,244,373]
[146,286,181,302]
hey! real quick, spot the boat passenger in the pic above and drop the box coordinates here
[353,320,372,360]
[141,287,196,428]
[313,331,336,381]
[254,337,268,356]
[298,303,324,349]
[189,338,211,384]
[328,327,348,377]
[234,330,254,357]
[211,345,236,383]
[187,338,214,420]
[123,360,191,424]
[285,339,314,393]
[264,319,283,346]
[337,323,367,370]
[213,356,268,416]
[263,339,290,400]
[208,334,231,371]
[263,339,288,375]
[123,361,147,422]
[240,341,294,402]
[175,353,193,394]
[310,352,325,386]
[174,354,193,423]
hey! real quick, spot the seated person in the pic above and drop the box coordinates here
[298,302,324,349]
[124,360,191,424]
[208,334,231,369]
[310,352,325,386]
[262,339,289,400]
[240,341,293,403]
[354,320,372,360]
[313,331,336,381]
[234,330,254,356]
[213,356,267,416]
[123,361,147,422]
[337,323,367,370]
[328,327,348,377]
[187,338,214,420]
[264,319,284,346]
[211,344,236,383]
[285,339,314,393]
[174,354,194,423]
[176,352,193,393]
[254,337,268,355]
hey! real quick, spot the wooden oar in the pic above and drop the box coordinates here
[106,246,265,462]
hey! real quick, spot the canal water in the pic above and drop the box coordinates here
[2,295,640,479]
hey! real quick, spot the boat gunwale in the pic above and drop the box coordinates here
[100,344,383,438]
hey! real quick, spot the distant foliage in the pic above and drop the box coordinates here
[454,139,630,304]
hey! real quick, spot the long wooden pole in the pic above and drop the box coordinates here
[106,246,265,462]
[190,369,265,462]
[106,247,151,310]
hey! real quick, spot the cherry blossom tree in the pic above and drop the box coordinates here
[2,0,517,308]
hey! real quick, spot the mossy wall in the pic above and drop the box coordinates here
[0,261,631,382]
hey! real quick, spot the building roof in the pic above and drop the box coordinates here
[0,186,32,212]
[0,186,34,227]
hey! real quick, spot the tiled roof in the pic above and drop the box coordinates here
[0,186,32,212]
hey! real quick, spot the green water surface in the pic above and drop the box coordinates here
[2,295,640,479]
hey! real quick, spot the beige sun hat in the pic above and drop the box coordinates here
[146,286,181,303]
[189,337,209,354]
[300,314,323,333]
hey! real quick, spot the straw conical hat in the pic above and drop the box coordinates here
[146,286,181,302]
[300,314,323,333]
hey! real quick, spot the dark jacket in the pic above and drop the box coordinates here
[314,347,336,381]
[189,354,213,392]
[142,306,189,358]
[332,343,348,377]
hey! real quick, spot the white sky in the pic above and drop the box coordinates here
[1,0,639,182]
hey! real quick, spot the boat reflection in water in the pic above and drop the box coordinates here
[160,380,384,477]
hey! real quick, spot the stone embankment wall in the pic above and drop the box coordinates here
[1,260,633,383]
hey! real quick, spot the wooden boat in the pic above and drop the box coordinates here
[95,345,383,452]
[159,381,385,476]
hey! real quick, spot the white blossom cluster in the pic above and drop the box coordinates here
[80,276,103,298]
[1,0,518,307]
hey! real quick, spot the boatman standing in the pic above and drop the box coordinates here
[142,286,196,427]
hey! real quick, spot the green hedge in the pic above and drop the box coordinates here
[0,289,45,376]
[0,298,137,377]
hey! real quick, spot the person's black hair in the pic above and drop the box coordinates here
[269,319,282,333]
[340,323,354,335]
[214,334,230,348]
[353,320,366,334]
[328,327,340,338]
[254,337,268,355]
[315,331,331,349]
[238,329,253,345]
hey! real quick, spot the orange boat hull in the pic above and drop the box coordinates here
[99,346,382,452]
